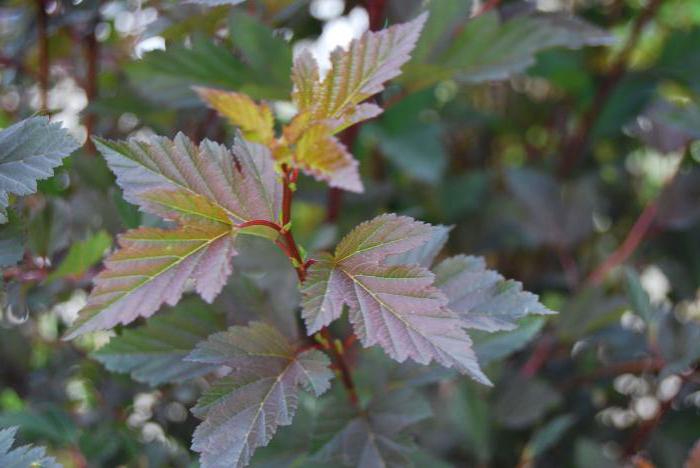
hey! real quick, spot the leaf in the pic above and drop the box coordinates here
[494,375,562,429]
[301,214,491,385]
[228,10,293,94]
[0,407,78,447]
[473,316,546,366]
[434,255,553,332]
[365,89,447,184]
[196,88,275,144]
[575,439,618,468]
[626,100,700,154]
[405,8,612,87]
[333,213,434,266]
[657,27,700,96]
[506,168,599,248]
[387,224,451,268]
[0,222,23,268]
[65,222,236,339]
[0,426,60,468]
[313,388,431,468]
[93,298,224,386]
[126,32,290,108]
[524,415,576,460]
[656,168,700,230]
[186,322,333,468]
[68,133,282,338]
[0,117,79,222]
[285,14,427,191]
[294,124,363,192]
[623,267,654,324]
[47,230,112,281]
[658,310,700,376]
[93,133,281,225]
[291,13,427,130]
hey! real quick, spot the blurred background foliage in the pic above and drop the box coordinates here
[1,0,700,466]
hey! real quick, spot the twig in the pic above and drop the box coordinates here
[321,328,359,406]
[560,357,665,390]
[474,0,501,17]
[622,366,696,458]
[35,0,49,113]
[83,10,100,153]
[585,145,688,285]
[558,0,663,176]
[364,0,387,31]
[520,335,556,377]
[586,201,658,285]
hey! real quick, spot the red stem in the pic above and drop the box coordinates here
[237,219,284,232]
[35,0,49,113]
[83,12,100,154]
[586,201,658,286]
[558,0,662,176]
[274,165,359,406]
[321,329,359,406]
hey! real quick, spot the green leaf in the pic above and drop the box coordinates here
[187,322,333,468]
[0,426,60,468]
[126,37,288,108]
[93,298,224,386]
[47,230,112,281]
[574,439,618,468]
[494,375,562,429]
[506,168,599,248]
[366,90,447,184]
[405,8,612,88]
[0,117,79,222]
[623,267,654,324]
[0,221,23,268]
[524,415,576,460]
[473,316,546,366]
[0,407,78,447]
[228,10,292,94]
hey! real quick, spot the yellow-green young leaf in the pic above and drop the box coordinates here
[195,87,275,144]
[47,230,112,281]
[291,13,427,131]
[284,14,426,193]
[294,124,363,192]
[65,222,236,339]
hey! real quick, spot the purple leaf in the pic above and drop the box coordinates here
[187,322,333,468]
[434,255,554,332]
[301,214,491,385]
